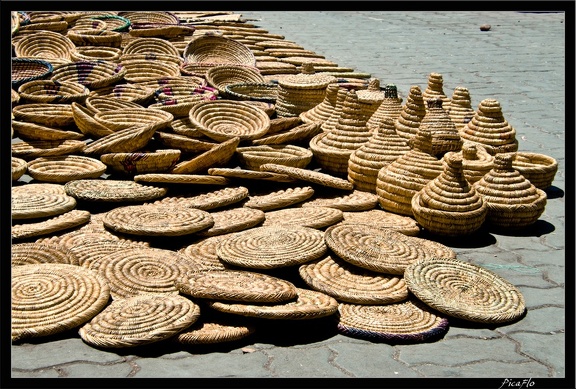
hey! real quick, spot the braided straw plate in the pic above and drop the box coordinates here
[216,225,327,269]
[340,209,421,236]
[170,137,240,174]
[153,132,217,154]
[64,179,167,202]
[100,149,181,175]
[299,190,378,212]
[263,206,343,229]
[12,103,75,128]
[176,318,256,345]
[12,209,91,240]
[178,235,233,272]
[404,257,527,324]
[11,120,84,142]
[236,145,313,170]
[243,186,315,211]
[12,139,86,160]
[50,60,127,89]
[12,182,66,195]
[208,287,339,320]
[26,155,107,183]
[176,269,298,303]
[208,167,297,183]
[134,173,229,186]
[79,294,200,348]
[103,204,214,237]
[152,186,249,211]
[11,243,80,266]
[337,299,449,343]
[12,157,27,181]
[197,207,265,237]
[259,163,354,191]
[299,255,408,304]
[12,264,110,342]
[94,108,173,132]
[12,192,76,220]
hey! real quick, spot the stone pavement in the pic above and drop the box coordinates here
[9,9,572,388]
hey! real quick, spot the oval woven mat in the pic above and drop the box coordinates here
[260,163,354,191]
[299,190,378,212]
[12,209,91,240]
[340,209,421,236]
[263,206,343,229]
[198,207,265,237]
[208,167,297,183]
[152,186,249,211]
[64,179,167,202]
[243,186,315,211]
[11,243,80,266]
[12,192,77,220]
[176,318,256,345]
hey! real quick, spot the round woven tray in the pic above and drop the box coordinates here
[236,145,313,170]
[26,155,107,183]
[259,163,354,191]
[12,192,77,220]
[11,242,80,266]
[100,149,181,175]
[216,225,327,269]
[12,58,54,89]
[197,207,266,237]
[176,269,298,303]
[208,167,297,183]
[94,107,173,132]
[103,204,214,237]
[225,82,278,103]
[12,139,87,160]
[12,120,85,142]
[70,45,123,62]
[12,157,27,181]
[12,182,67,195]
[183,34,256,66]
[64,179,167,202]
[251,122,323,146]
[243,186,315,211]
[66,29,123,48]
[50,60,127,89]
[205,65,265,96]
[340,209,421,236]
[299,190,378,212]
[12,263,110,342]
[299,255,408,304]
[12,209,91,240]
[67,238,148,268]
[122,36,180,56]
[404,257,527,324]
[12,103,75,128]
[133,173,230,186]
[83,123,157,155]
[79,294,200,348]
[178,235,233,272]
[152,186,249,211]
[170,137,240,174]
[14,30,76,61]
[337,299,449,343]
[176,318,256,345]
[509,151,558,190]
[263,206,344,229]
[208,287,339,320]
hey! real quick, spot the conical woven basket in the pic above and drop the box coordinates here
[320,83,359,132]
[422,72,451,112]
[299,82,339,124]
[509,151,558,190]
[50,60,126,89]
[417,98,463,157]
[456,142,495,185]
[448,86,475,131]
[366,83,404,129]
[394,85,426,141]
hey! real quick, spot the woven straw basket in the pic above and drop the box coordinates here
[14,30,76,61]
[205,65,265,96]
[50,60,127,89]
[183,34,256,66]
[100,149,181,175]
[508,152,558,190]
[236,145,313,170]
[18,80,90,104]
[66,29,123,48]
[12,58,54,89]
[70,46,123,62]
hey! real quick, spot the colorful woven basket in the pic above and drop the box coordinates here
[18,80,90,104]
[12,58,54,89]
[50,60,126,89]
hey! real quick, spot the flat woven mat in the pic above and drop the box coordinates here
[243,186,315,211]
[216,225,327,269]
[299,190,378,211]
[404,257,527,324]
[337,298,449,343]
[64,179,168,202]
[12,192,77,220]
[103,204,214,237]
[79,294,201,348]
[151,186,249,211]
[178,235,234,272]
[134,173,230,185]
[11,182,67,195]
[260,163,354,190]
[12,263,110,342]
[341,209,421,236]
[176,269,298,303]
[299,255,408,305]
[11,243,80,266]
[12,209,91,240]
[324,223,455,275]
[263,206,343,229]
[68,238,152,267]
[208,167,297,183]
[175,318,256,345]
[197,207,265,237]
[207,287,339,320]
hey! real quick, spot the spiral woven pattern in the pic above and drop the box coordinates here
[100,149,181,175]
[299,83,339,124]
[83,123,157,155]
[183,35,256,66]
[50,60,126,89]
[64,179,167,202]
[301,190,378,211]
[178,235,233,272]
[12,140,86,159]
[12,210,91,240]
[12,58,54,89]
[299,255,408,304]
[404,257,526,324]
[176,319,256,345]
[456,142,495,184]
[14,30,76,60]
[216,225,327,269]
[263,206,343,229]
[94,108,173,132]
[448,86,475,131]
[236,145,313,170]
[340,209,421,236]
[422,72,451,112]
[208,287,339,320]
[67,238,148,267]
[12,182,67,195]
[66,29,123,48]
[70,46,123,62]
[122,37,179,56]
[197,207,265,237]
[12,264,110,342]
[117,58,180,83]
[153,186,249,211]
[26,155,106,183]
[260,163,354,191]
[243,186,315,211]
[205,65,265,96]
[366,84,404,128]
[11,243,80,266]
[509,152,558,190]
[12,103,75,128]
[337,299,449,342]
[12,192,76,220]
[394,85,426,141]
[79,294,200,348]
[12,157,27,181]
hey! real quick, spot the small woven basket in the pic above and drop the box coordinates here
[100,149,181,175]
[122,37,180,56]
[119,11,181,25]
[12,157,28,181]
[14,30,76,61]
[26,155,108,183]
[120,58,181,83]
[236,145,313,170]
[87,15,131,32]
[70,46,123,62]
[18,80,90,104]
[12,58,54,89]
[94,108,174,132]
[89,83,155,105]
[183,34,256,66]
[224,82,278,103]
[12,103,75,128]
[66,29,123,48]
[205,64,265,96]
[50,60,126,89]
[82,123,157,155]
[509,152,558,190]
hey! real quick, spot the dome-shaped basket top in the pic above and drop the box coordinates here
[278,63,336,90]
[183,35,256,67]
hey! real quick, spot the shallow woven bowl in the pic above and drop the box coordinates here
[236,144,313,170]
[85,96,143,114]
[70,46,123,62]
[100,149,181,175]
[120,59,181,83]
[94,108,174,132]
[12,103,75,128]
[509,152,558,189]
[12,157,28,181]
[180,62,222,77]
[224,82,278,103]
[89,83,155,105]
[119,11,180,25]
[122,37,180,56]
[205,64,265,96]
[14,30,76,61]
[183,35,256,66]
[18,80,90,104]
[12,58,54,89]
[66,29,123,48]
[87,15,131,32]
[26,155,108,183]
[50,60,126,89]
[189,100,270,142]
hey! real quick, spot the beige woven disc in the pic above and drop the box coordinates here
[176,269,298,303]
[178,235,234,272]
[151,186,249,211]
[26,155,107,183]
[260,163,354,190]
[337,299,449,342]
[243,186,315,211]
[12,264,110,342]
[263,206,343,229]
[12,209,91,240]
[341,209,421,236]
[198,207,265,237]
[64,179,168,202]
[324,223,454,275]
[134,173,230,185]
[11,183,67,195]
[404,257,527,324]
[69,238,151,267]
[103,204,214,237]
[79,294,201,348]
[11,243,80,266]
[176,318,256,345]
[216,225,327,269]
[208,287,339,320]
[299,255,408,304]
[11,139,87,159]
[299,190,378,211]
[208,167,297,183]
[12,192,77,220]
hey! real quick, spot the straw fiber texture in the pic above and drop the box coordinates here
[260,164,354,191]
[300,190,378,212]
[14,30,76,61]
[134,174,229,186]
[152,186,249,211]
[225,82,278,103]
[50,60,127,89]
[12,140,86,160]
[12,182,67,195]
[197,207,266,237]
[64,179,167,202]
[263,206,343,229]
[90,83,155,105]
[205,64,265,96]
[153,132,217,154]
[208,167,297,183]
[170,137,240,174]
[394,85,426,141]
[12,157,27,181]
[176,319,255,345]
[94,108,173,132]
[83,124,157,155]
[509,152,558,190]
[251,122,322,146]
[70,46,123,62]
[12,210,91,240]
[178,235,233,272]
[67,29,123,48]
[12,103,75,128]
[418,98,463,156]
[12,58,54,89]
[236,145,313,170]
[183,35,256,66]
[71,102,115,138]
[12,192,76,220]
[456,142,495,185]
[11,243,80,266]
[366,83,404,128]
[26,155,107,183]
[448,86,475,131]
[12,120,84,142]
[100,149,181,175]
[422,72,451,112]
[18,80,89,104]
[243,186,315,211]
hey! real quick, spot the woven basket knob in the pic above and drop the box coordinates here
[301,62,316,75]
[462,143,479,160]
[384,84,398,99]
[367,78,380,91]
[494,153,514,170]
[426,98,443,109]
[443,151,463,170]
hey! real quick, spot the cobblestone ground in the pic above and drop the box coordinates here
[8,8,572,388]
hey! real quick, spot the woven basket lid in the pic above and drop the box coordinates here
[11,58,54,89]
[11,242,80,266]
[175,318,256,345]
[337,298,449,343]
[208,287,339,320]
[299,83,340,124]
[299,190,378,211]
[260,163,354,191]
[178,235,233,272]
[170,137,240,174]
[153,132,217,154]
[216,225,327,269]
[207,167,297,183]
[26,155,107,183]
[394,85,426,141]
[472,153,547,229]
[12,192,76,220]
[509,151,558,190]
[12,209,91,240]
[12,182,66,195]
[340,209,421,236]
[422,72,451,112]
[243,186,315,211]
[448,86,475,131]
[134,173,229,186]
[103,204,214,237]
[64,179,167,202]
[404,257,526,324]
[183,34,256,66]
[176,269,298,303]
[82,123,157,155]
[12,263,110,342]
[197,207,265,237]
[11,157,27,181]
[324,223,455,275]
[251,122,322,146]
[79,294,200,348]
[419,98,463,156]
[455,142,495,185]
[299,255,408,304]
[12,103,75,128]
[87,247,194,299]
[263,206,343,229]
[152,186,249,211]
[12,139,86,160]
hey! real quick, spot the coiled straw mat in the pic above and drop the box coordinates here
[170,137,240,174]
[178,235,233,272]
[12,139,87,160]
[12,157,27,181]
[243,186,315,211]
[152,186,249,211]
[176,269,298,303]
[12,264,110,342]
[197,207,266,237]
[263,206,343,229]
[324,223,456,275]
[12,192,77,220]
[82,123,157,155]
[340,209,421,237]
[79,294,201,348]
[299,255,408,305]
[134,173,230,186]
[64,179,167,202]
[103,204,214,237]
[12,209,91,240]
[216,225,327,270]
[207,287,339,320]
[259,163,354,191]
[207,167,297,183]
[337,298,449,343]
[12,182,67,195]
[251,122,322,146]
[299,190,378,212]
[26,155,107,183]
[404,257,527,324]
[11,243,80,266]
[175,318,256,345]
